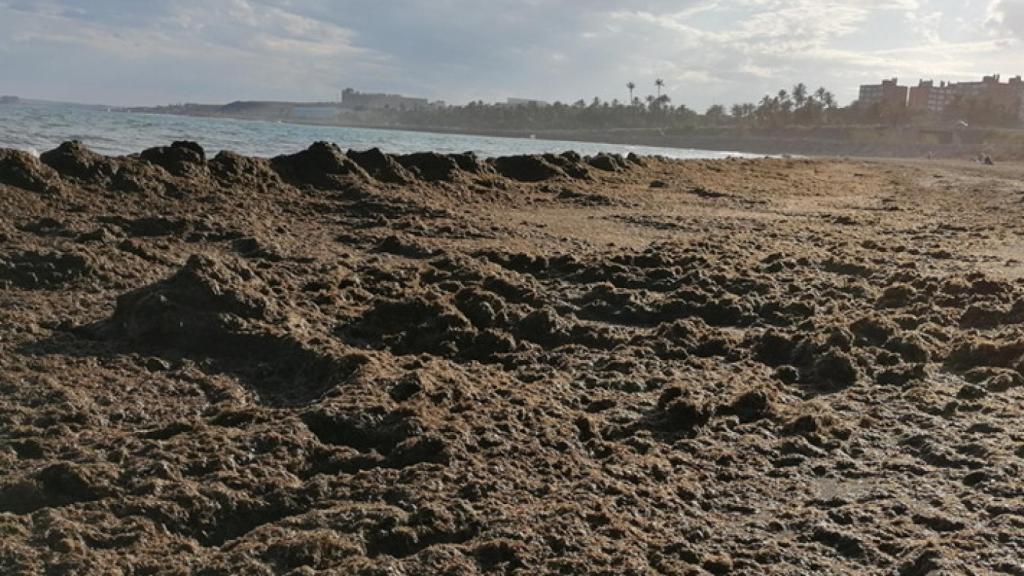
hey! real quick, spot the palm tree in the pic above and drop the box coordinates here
[655,78,665,97]
[706,104,726,125]
[777,89,793,117]
[757,95,775,125]
[815,87,836,109]
[627,82,636,104]
[814,87,837,124]
[792,83,808,109]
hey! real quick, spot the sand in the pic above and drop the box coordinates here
[2,141,1024,574]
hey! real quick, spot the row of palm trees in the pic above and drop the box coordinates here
[626,79,665,106]
[389,82,847,131]
[735,83,839,127]
[388,80,1018,130]
[624,80,838,125]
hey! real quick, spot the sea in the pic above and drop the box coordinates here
[0,99,754,160]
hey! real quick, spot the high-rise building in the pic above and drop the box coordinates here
[909,80,955,114]
[340,88,431,111]
[858,78,908,109]
[907,75,1024,120]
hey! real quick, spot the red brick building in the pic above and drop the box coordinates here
[907,75,1024,120]
[908,80,954,113]
[857,78,909,110]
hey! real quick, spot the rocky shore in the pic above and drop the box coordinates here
[2,140,1024,574]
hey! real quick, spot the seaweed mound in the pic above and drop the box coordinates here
[0,149,65,194]
[346,148,414,184]
[448,151,487,174]
[271,141,369,189]
[139,141,207,177]
[209,151,283,189]
[492,155,567,182]
[88,254,276,353]
[588,153,629,172]
[544,152,592,179]
[39,141,171,193]
[40,141,120,184]
[84,254,353,404]
[395,152,461,182]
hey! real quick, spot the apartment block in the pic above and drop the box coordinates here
[858,78,909,109]
[906,75,1024,120]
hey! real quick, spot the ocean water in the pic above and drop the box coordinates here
[0,99,754,159]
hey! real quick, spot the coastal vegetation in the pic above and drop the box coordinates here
[394,82,1022,132]
[132,80,1023,133]
[123,82,1024,159]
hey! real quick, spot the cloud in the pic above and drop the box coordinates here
[7,0,372,60]
[0,0,390,104]
[989,0,1024,38]
[0,0,1020,107]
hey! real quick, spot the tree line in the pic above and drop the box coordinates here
[390,81,844,132]
[388,80,1021,132]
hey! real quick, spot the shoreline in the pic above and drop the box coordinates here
[2,101,757,160]
[123,108,1024,161]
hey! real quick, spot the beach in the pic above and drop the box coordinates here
[2,141,1024,573]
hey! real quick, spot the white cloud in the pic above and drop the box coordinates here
[0,0,1020,108]
[0,0,391,104]
[988,0,1024,38]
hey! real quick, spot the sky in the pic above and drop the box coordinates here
[0,0,1022,110]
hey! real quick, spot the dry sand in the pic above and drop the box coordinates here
[2,141,1024,574]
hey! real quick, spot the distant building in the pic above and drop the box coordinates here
[341,88,431,111]
[1019,77,1024,117]
[504,97,550,108]
[909,80,955,114]
[951,75,1022,119]
[858,78,908,109]
[908,75,1024,120]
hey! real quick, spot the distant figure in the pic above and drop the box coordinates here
[983,154,994,166]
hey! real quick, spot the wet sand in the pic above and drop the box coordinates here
[2,141,1024,574]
